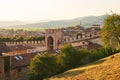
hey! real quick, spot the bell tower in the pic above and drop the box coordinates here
[45,29,63,50]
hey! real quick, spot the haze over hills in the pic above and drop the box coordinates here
[0,21,27,27]
[0,15,107,29]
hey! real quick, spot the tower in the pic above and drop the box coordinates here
[45,29,63,50]
[0,57,4,80]
[0,56,10,80]
[80,21,81,26]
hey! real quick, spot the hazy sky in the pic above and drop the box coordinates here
[0,0,120,21]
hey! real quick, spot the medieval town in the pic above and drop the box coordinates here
[0,0,120,80]
[0,24,102,80]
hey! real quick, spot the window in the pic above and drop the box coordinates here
[82,42,85,44]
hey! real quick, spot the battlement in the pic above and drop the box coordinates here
[59,33,100,44]
[45,29,62,33]
[5,40,46,46]
[5,28,100,51]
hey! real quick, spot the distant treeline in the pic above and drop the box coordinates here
[0,36,45,42]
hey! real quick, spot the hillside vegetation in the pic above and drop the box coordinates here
[49,52,120,80]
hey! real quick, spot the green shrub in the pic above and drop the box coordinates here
[28,53,58,80]
[59,44,89,70]
[89,47,116,62]
[27,44,119,80]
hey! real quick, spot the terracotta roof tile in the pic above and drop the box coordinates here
[75,42,102,50]
[10,50,60,68]
[11,53,37,69]
[0,42,10,54]
[8,45,35,51]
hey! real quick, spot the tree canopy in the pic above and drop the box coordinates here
[101,14,120,49]
[28,53,58,80]
[27,44,118,80]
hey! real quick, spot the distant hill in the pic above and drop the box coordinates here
[0,21,26,27]
[0,15,107,29]
[49,52,120,80]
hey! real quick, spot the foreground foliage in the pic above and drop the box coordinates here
[28,53,58,80]
[101,14,120,49]
[27,44,119,80]
[59,44,88,71]
[49,52,120,80]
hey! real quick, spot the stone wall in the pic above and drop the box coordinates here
[5,40,46,46]
[60,33,100,44]
[45,29,63,50]
[9,67,28,80]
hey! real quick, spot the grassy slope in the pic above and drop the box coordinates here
[49,52,120,80]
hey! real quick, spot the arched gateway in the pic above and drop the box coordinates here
[47,36,54,50]
[45,29,63,50]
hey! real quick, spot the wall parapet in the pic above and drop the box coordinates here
[5,40,46,46]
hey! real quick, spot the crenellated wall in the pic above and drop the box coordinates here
[5,29,100,50]
[0,29,101,80]
[59,32,100,44]
[5,40,46,46]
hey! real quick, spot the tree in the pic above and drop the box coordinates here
[16,37,24,42]
[28,53,58,80]
[59,44,88,70]
[101,14,120,49]
[0,38,11,42]
[25,36,45,41]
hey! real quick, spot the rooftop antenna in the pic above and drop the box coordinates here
[105,12,108,16]
[80,21,82,26]
[110,10,113,14]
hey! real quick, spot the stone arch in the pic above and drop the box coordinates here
[76,33,82,39]
[47,36,54,50]
[45,29,63,50]
[90,34,92,37]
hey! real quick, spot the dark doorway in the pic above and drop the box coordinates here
[47,36,54,50]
